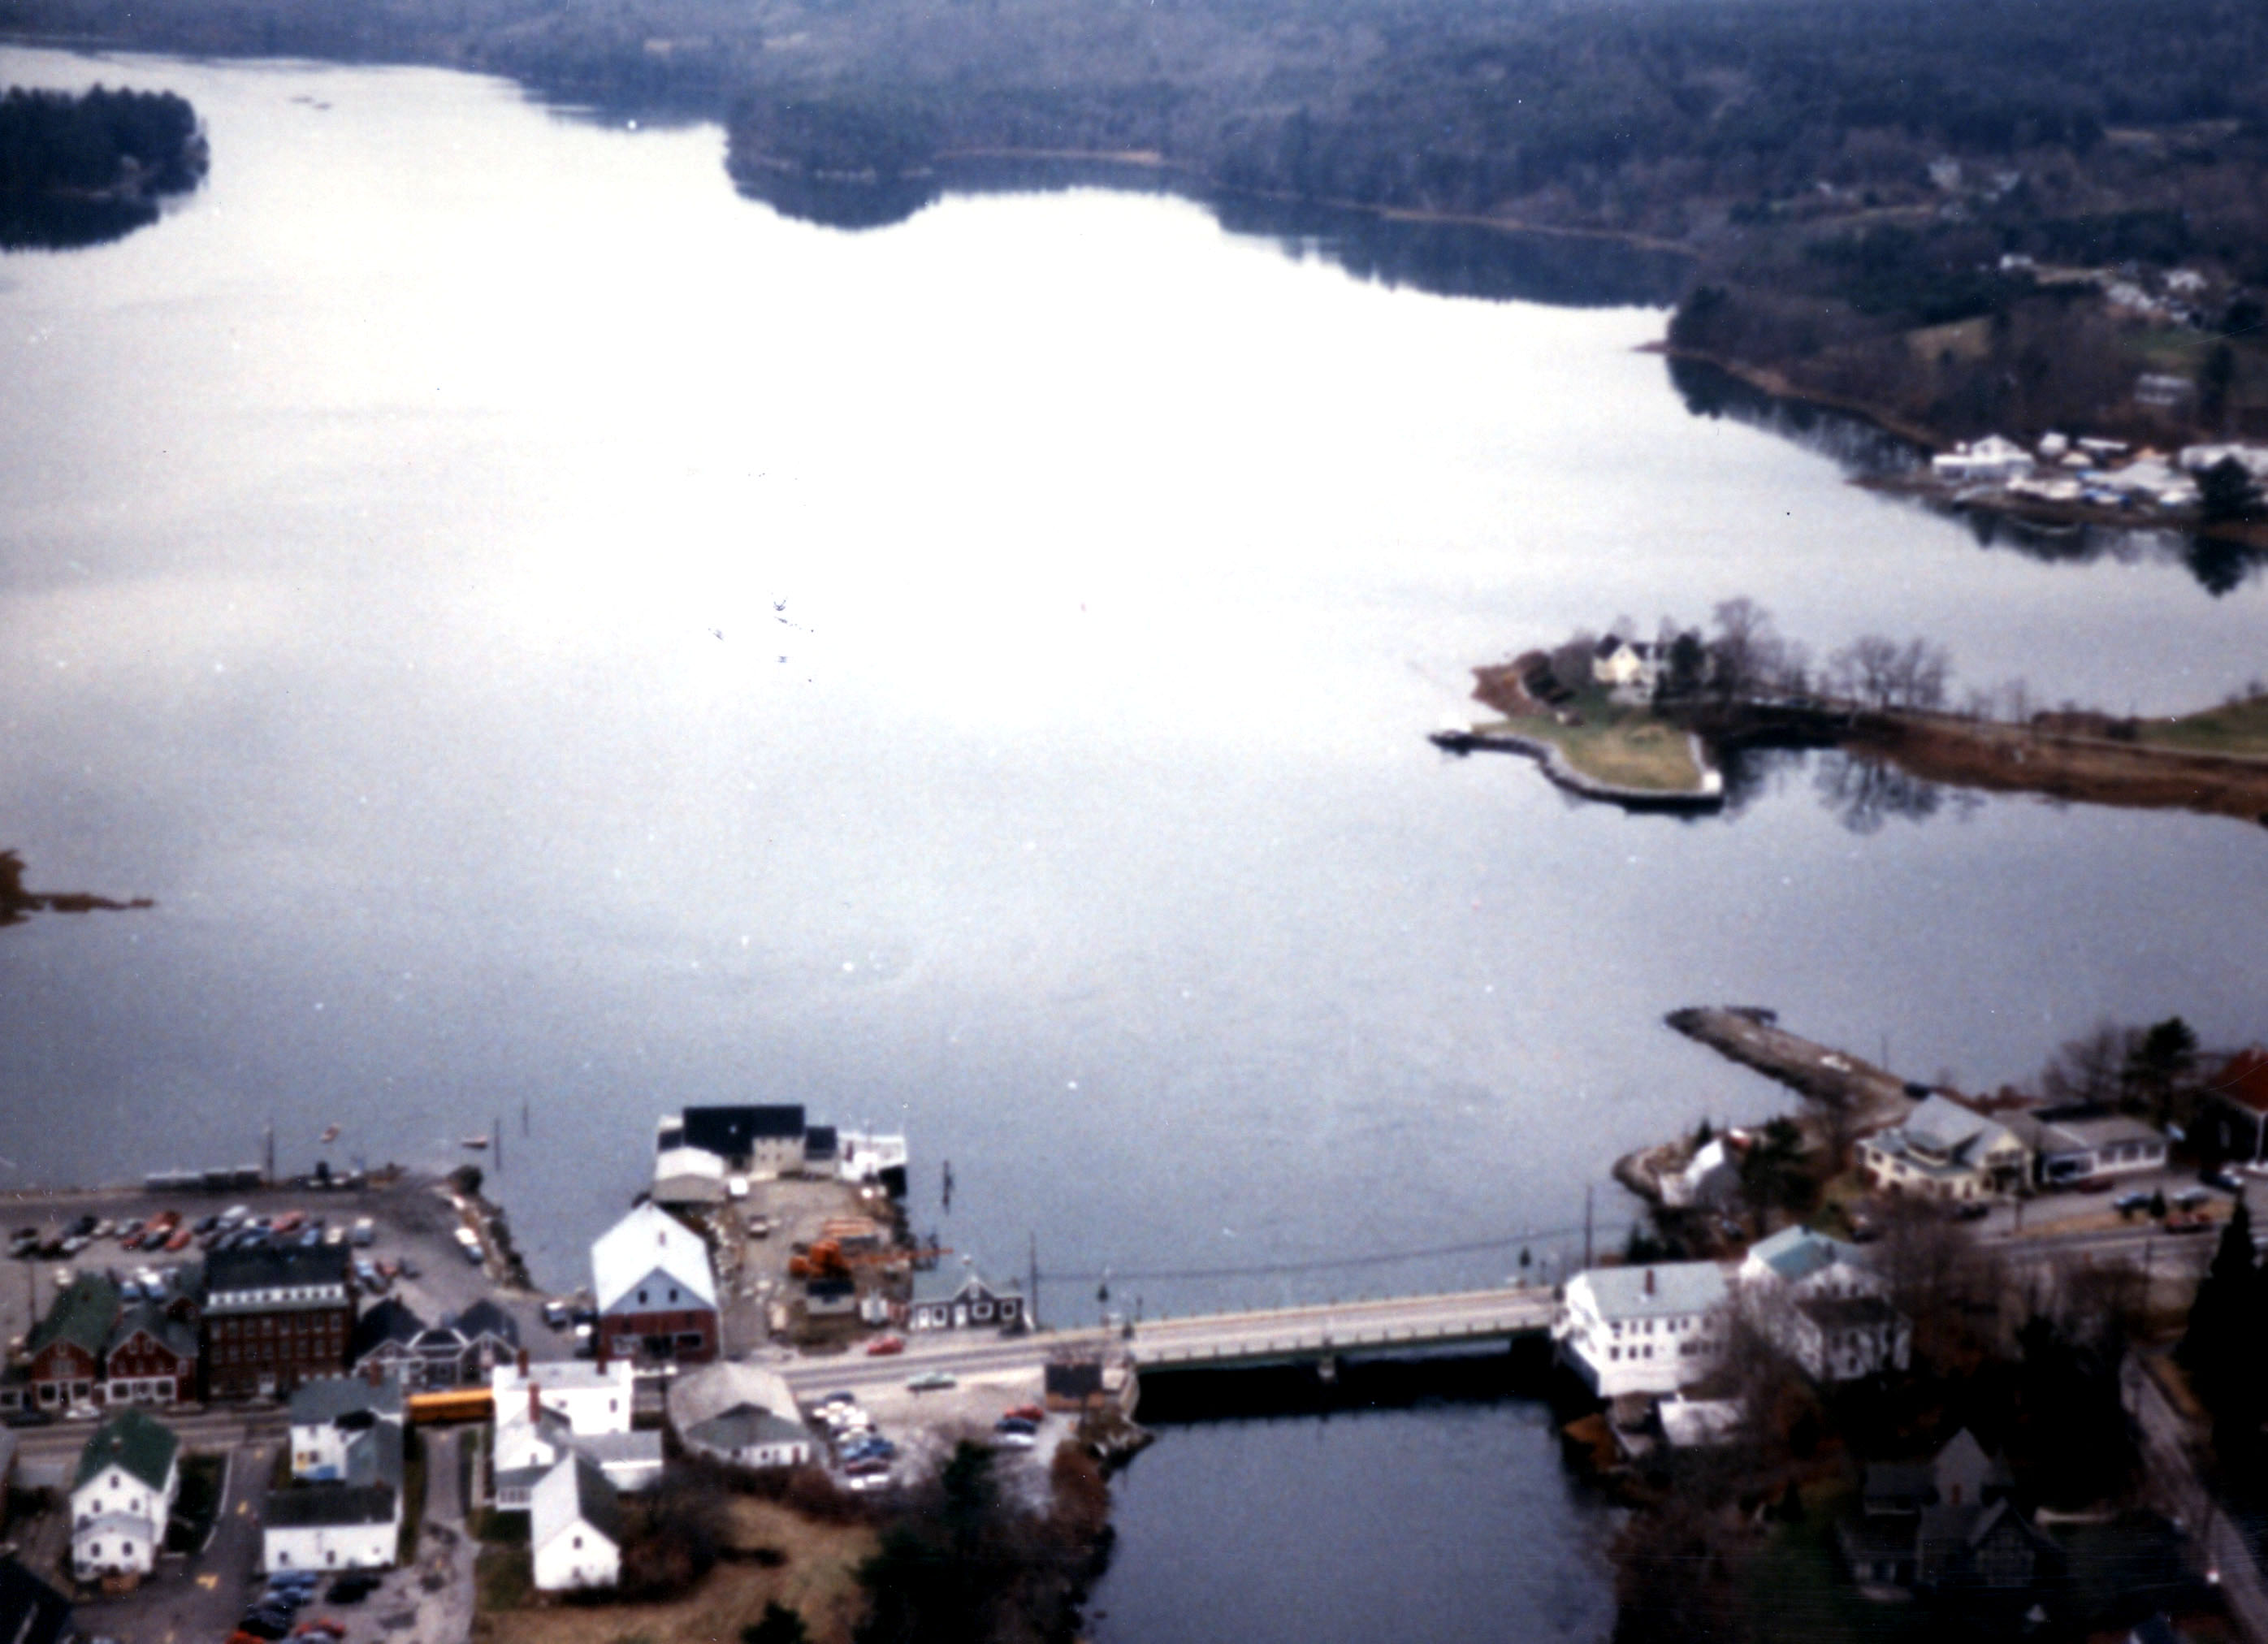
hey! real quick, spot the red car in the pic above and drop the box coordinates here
[865,1335,906,1356]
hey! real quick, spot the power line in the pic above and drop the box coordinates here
[1038,1223,1594,1284]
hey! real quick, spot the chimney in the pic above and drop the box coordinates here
[366,1360,382,1387]
[595,1335,609,1372]
[517,1348,530,1377]
[530,1384,540,1422]
[1643,1268,1656,1296]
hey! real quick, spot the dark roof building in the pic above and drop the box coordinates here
[0,1555,71,1644]
[682,1105,806,1160]
[202,1244,353,1400]
[262,1484,396,1529]
[27,1274,120,1406]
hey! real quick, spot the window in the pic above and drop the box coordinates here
[638,1289,648,1306]
[573,1536,583,1550]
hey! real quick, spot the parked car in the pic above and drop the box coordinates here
[2174,1188,2213,1210]
[2,1408,54,1428]
[2112,1191,2153,1214]
[2166,1210,2213,1234]
[1954,1200,1992,1222]
[542,1300,570,1330]
[907,1371,958,1392]
[326,1574,381,1603]
[2205,1167,2245,1193]
[865,1335,906,1356]
[1002,1404,1045,1425]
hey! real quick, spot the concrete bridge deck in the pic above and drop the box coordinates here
[775,1284,1560,1402]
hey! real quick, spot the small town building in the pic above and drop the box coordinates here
[803,1125,839,1170]
[444,1301,522,1387]
[906,1265,1027,1332]
[1661,1136,1742,1209]
[2006,1105,2168,1185]
[490,1356,634,1437]
[669,1363,813,1471]
[1658,1397,1743,1450]
[1858,1095,2028,1202]
[69,1409,180,1581]
[2199,1048,2268,1165]
[288,1370,405,1481]
[1931,435,2033,483]
[530,1456,622,1592]
[492,1400,663,1506]
[836,1131,910,1192]
[1838,1430,2047,1599]
[261,1485,399,1575]
[1555,1263,1729,1399]
[1043,1358,1107,1413]
[347,1298,431,1387]
[651,1145,729,1208]
[1785,1295,1911,1382]
[27,1274,119,1412]
[0,1555,72,1644]
[201,1244,355,1400]
[1738,1225,1872,1296]
[664,1105,807,1176]
[1591,635,1665,701]
[101,1301,197,1408]
[590,1203,718,1364]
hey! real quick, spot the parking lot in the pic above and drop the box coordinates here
[2,1173,570,1373]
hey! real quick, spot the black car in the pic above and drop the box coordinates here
[2,1408,54,1428]
[326,1574,381,1603]
[238,1610,291,1640]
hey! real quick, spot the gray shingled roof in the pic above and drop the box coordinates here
[1576,1261,1729,1320]
[686,1409,810,1454]
[288,1372,404,1426]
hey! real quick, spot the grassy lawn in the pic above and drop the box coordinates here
[166,1453,227,1554]
[474,1498,873,1644]
[2138,692,2268,756]
[1481,694,1710,792]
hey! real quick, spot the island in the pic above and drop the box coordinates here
[0,84,209,250]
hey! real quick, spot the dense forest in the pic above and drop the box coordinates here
[0,84,208,249]
[8,0,2268,436]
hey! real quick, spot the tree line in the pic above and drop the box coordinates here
[0,84,205,198]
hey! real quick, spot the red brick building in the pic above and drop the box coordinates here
[201,1246,353,1400]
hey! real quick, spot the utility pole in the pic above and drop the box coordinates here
[494,1118,504,1175]
[264,1121,275,1186]
[1028,1231,1040,1330]
[522,1097,530,1137]
[1582,1184,1594,1271]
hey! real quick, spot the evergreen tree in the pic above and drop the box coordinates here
[2179,1197,2255,1409]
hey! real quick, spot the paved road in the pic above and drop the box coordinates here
[776,1286,1558,1400]
[2129,1356,2268,1644]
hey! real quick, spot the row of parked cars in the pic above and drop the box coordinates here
[9,1206,388,1264]
[234,1568,380,1642]
[810,1391,899,1490]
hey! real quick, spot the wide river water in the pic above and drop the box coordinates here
[5,44,2266,1642]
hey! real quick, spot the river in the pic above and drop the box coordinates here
[3,44,2265,1642]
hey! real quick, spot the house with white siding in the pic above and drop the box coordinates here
[590,1203,719,1365]
[1858,1095,2028,1203]
[70,1410,180,1581]
[289,1371,405,1481]
[1554,1263,1729,1399]
[530,1456,622,1592]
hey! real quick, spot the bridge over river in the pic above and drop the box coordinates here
[775,1284,1560,1403]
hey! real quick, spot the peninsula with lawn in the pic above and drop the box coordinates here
[1436,601,2268,827]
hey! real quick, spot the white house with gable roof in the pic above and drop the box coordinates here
[1859,1095,2028,1203]
[531,1456,623,1592]
[1555,1262,1729,1398]
[71,1409,180,1581]
[590,1202,719,1365]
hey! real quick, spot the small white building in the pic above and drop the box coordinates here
[262,1485,399,1574]
[70,1409,181,1581]
[1590,635,1665,700]
[837,1131,909,1187]
[490,1356,634,1438]
[669,1362,815,1471]
[1931,435,2033,484]
[531,1456,623,1593]
[493,1400,662,1506]
[1555,1262,1729,1399]
[1784,1293,1911,1382]
[907,1266,1027,1333]
[651,1146,729,1209]
[1859,1094,2028,1203]
[1661,1136,1742,1209]
[590,1202,720,1365]
[2006,1106,2170,1187]
[1738,1226,1876,1299]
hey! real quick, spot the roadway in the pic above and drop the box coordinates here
[774,1285,1560,1400]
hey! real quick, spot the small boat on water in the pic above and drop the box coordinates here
[459,1136,491,1150]
[318,1123,341,1144]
